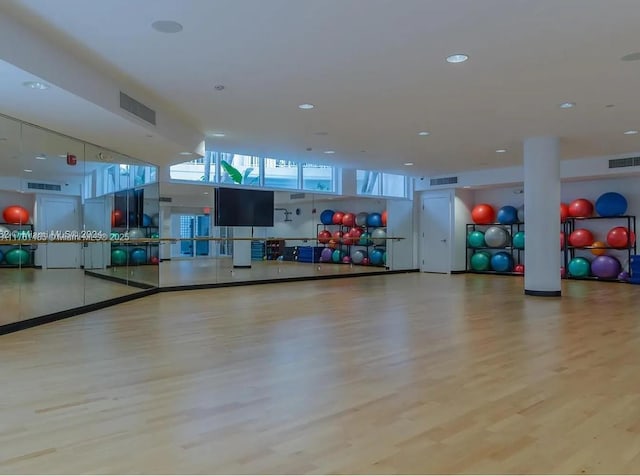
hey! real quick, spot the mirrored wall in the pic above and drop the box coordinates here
[0,114,159,329]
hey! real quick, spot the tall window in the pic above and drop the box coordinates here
[302,163,334,191]
[169,153,215,182]
[357,170,408,198]
[264,158,298,189]
[357,170,380,195]
[219,153,260,186]
[382,173,406,197]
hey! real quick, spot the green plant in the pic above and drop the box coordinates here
[221,160,243,184]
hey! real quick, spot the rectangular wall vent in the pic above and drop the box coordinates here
[120,92,156,125]
[27,182,62,191]
[430,176,458,186]
[609,157,640,169]
[290,193,306,199]
[159,196,173,202]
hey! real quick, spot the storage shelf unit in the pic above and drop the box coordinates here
[465,222,524,275]
[110,225,159,266]
[0,223,36,268]
[316,223,386,267]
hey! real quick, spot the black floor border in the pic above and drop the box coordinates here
[524,289,562,297]
[84,270,156,290]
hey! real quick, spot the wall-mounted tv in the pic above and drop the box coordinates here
[214,187,275,227]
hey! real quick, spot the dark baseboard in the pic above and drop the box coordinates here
[0,288,159,336]
[233,265,252,269]
[450,270,466,274]
[84,270,156,290]
[524,289,562,297]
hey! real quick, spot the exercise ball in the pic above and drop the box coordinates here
[568,228,594,248]
[317,230,332,244]
[320,247,333,262]
[561,266,566,278]
[568,198,594,218]
[595,192,627,217]
[111,209,124,227]
[332,231,343,243]
[342,231,354,245]
[381,210,388,226]
[467,230,486,248]
[320,209,334,225]
[491,251,514,272]
[607,226,635,249]
[351,249,366,264]
[332,211,345,225]
[342,212,356,227]
[371,228,387,246]
[149,256,160,265]
[3,206,30,224]
[512,231,525,250]
[5,248,29,266]
[382,251,387,265]
[361,257,371,266]
[150,233,160,239]
[484,226,510,248]
[0,225,10,238]
[111,248,128,266]
[130,248,147,265]
[560,203,570,222]
[497,206,518,225]
[327,239,339,249]
[370,248,384,266]
[367,212,383,227]
[560,232,566,250]
[0,249,3,263]
[151,213,160,227]
[591,255,621,279]
[349,227,363,239]
[470,251,491,271]
[514,263,525,274]
[517,205,525,223]
[142,214,152,227]
[618,271,630,282]
[331,249,344,263]
[128,228,146,240]
[342,255,352,264]
[591,241,607,256]
[359,232,373,246]
[568,257,591,277]
[471,204,496,225]
[355,212,369,227]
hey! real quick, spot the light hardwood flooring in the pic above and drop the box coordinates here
[1,273,640,474]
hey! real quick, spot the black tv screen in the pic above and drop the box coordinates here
[214,188,274,227]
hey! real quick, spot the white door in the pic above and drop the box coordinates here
[40,196,81,269]
[420,194,451,273]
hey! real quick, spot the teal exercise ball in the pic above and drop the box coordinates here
[5,248,29,266]
[467,230,485,248]
[512,231,525,249]
[568,257,591,277]
[331,249,344,263]
[470,251,491,271]
[111,248,128,266]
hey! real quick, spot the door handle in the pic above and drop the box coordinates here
[440,238,447,243]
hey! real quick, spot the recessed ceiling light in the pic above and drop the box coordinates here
[605,104,615,108]
[23,169,32,173]
[36,155,48,160]
[559,102,576,109]
[203,191,209,195]
[418,131,430,136]
[404,162,414,166]
[446,54,469,64]
[624,130,639,135]
[213,85,225,91]
[151,20,183,33]
[298,103,315,110]
[179,151,192,156]
[621,52,640,62]
[463,186,472,189]
[324,150,335,154]
[496,149,507,153]
[212,132,225,137]
[23,81,49,90]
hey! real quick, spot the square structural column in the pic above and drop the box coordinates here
[523,136,562,297]
[232,226,252,268]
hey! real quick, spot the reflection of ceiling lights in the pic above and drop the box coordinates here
[418,131,430,136]
[324,150,335,154]
[446,54,468,63]
[179,151,192,155]
[559,102,575,109]
[203,191,209,195]
[151,20,183,33]
[624,130,639,135]
[298,103,315,110]
[36,155,47,160]
[404,162,414,166]
[496,149,507,153]
[23,81,50,90]
[23,169,32,173]
[463,186,471,189]
[212,132,225,137]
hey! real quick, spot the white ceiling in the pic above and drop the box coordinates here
[2,0,640,176]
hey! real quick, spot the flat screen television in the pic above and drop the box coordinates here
[214,187,275,227]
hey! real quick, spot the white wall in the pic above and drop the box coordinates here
[386,199,414,270]
[453,189,474,271]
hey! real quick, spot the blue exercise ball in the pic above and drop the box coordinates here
[497,206,518,225]
[130,248,147,265]
[370,248,384,266]
[595,192,627,217]
[142,213,152,227]
[490,251,514,272]
[367,212,383,227]
[0,249,4,263]
[320,209,334,225]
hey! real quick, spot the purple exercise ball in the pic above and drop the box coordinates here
[591,255,621,279]
[320,247,333,262]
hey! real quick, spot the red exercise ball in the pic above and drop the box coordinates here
[568,198,594,218]
[381,210,388,226]
[3,205,30,224]
[514,264,525,274]
[560,203,570,222]
[317,230,332,244]
[568,228,594,248]
[606,226,635,249]
[111,209,124,227]
[561,267,566,278]
[342,231,355,245]
[342,212,356,227]
[471,204,496,224]
[332,231,343,243]
[149,256,160,265]
[349,227,363,239]
[332,211,345,225]
[560,231,565,250]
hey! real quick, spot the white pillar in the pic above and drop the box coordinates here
[232,226,252,268]
[523,136,561,296]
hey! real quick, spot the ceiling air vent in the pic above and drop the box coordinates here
[430,176,458,186]
[290,193,306,199]
[120,92,156,125]
[609,157,640,169]
[159,196,173,202]
[27,182,62,191]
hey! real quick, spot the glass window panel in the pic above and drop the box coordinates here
[219,153,260,186]
[356,170,380,195]
[302,163,334,192]
[169,152,215,182]
[382,173,406,198]
[264,158,299,189]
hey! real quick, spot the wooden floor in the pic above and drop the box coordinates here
[1,273,640,474]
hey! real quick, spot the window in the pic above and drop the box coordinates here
[382,173,406,197]
[357,170,408,198]
[302,163,334,191]
[357,170,381,195]
[169,152,215,182]
[219,153,260,186]
[264,158,299,189]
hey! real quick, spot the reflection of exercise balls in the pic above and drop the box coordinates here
[467,230,485,248]
[381,210,387,226]
[371,228,387,246]
[512,231,525,249]
[568,257,591,277]
[382,251,387,265]
[351,249,367,264]
[355,212,369,227]
[151,213,160,227]
[142,214,152,227]
[367,213,383,227]
[149,256,160,265]
[591,255,621,279]
[320,247,333,262]
[111,248,128,266]
[370,248,384,266]
[5,248,29,265]
[3,205,30,224]
[484,226,510,247]
[0,225,11,237]
[332,211,345,225]
[331,249,344,263]
[112,209,124,227]
[359,232,372,246]
[150,233,160,239]
[517,205,525,223]
[317,230,332,244]
[595,192,627,217]
[128,228,146,239]
[130,248,147,265]
[320,209,334,225]
[497,206,518,225]
[470,251,491,271]
[491,251,514,272]
[342,212,356,227]
[0,249,3,263]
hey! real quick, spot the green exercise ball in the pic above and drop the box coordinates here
[467,230,486,248]
[5,248,30,265]
[568,257,591,277]
[512,231,525,250]
[111,248,128,266]
[331,249,344,263]
[470,251,491,271]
